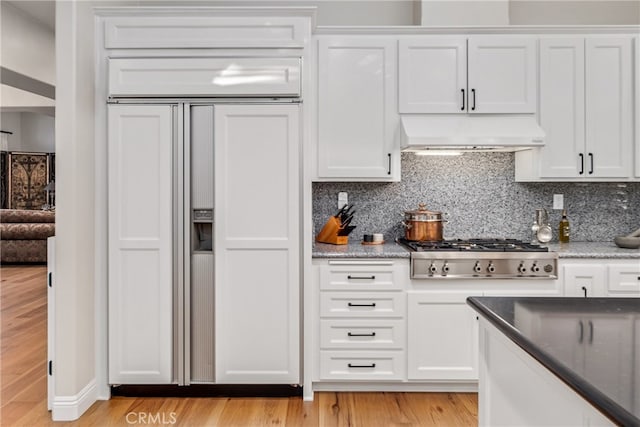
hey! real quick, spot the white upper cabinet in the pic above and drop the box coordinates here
[516,36,634,181]
[399,38,467,113]
[399,36,536,114]
[109,57,301,98]
[585,37,633,178]
[316,37,400,181]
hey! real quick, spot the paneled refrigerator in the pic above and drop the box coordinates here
[107,102,300,386]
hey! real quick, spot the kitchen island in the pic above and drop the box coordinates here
[467,296,640,426]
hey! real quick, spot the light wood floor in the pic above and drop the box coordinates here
[1,265,478,426]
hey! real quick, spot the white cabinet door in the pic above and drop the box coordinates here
[214,104,299,384]
[585,37,633,178]
[607,263,640,297]
[398,37,467,113]
[584,315,635,410]
[398,36,536,114]
[563,264,606,297]
[317,37,399,181]
[108,104,173,384]
[538,38,586,178]
[407,291,480,380]
[467,36,537,114]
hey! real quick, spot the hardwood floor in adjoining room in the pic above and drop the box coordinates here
[0,265,478,426]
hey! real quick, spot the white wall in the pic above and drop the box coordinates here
[420,0,640,26]
[0,113,22,151]
[0,1,55,85]
[54,0,97,410]
[0,112,55,152]
[510,1,640,25]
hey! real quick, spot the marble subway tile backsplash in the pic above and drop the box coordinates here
[313,153,640,243]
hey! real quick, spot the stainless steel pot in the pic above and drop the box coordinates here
[402,203,446,241]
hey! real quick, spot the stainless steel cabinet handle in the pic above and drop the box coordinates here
[347,275,375,280]
[347,332,376,337]
[347,302,376,307]
[471,89,476,111]
[461,89,465,111]
[348,363,376,368]
[387,153,391,175]
[588,153,594,175]
[588,320,594,344]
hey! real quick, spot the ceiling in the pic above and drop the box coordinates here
[6,0,55,30]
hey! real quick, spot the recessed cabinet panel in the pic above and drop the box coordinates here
[109,57,301,98]
[467,36,537,113]
[607,264,640,296]
[585,37,633,178]
[317,37,399,181]
[538,38,585,178]
[398,38,467,113]
[108,104,173,384]
[320,319,405,350]
[320,292,405,318]
[407,291,480,380]
[319,351,405,380]
[214,104,299,384]
[105,16,308,49]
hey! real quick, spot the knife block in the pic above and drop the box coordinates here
[316,216,348,245]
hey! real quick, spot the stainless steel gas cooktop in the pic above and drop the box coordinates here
[396,238,558,279]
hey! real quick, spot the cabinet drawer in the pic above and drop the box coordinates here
[108,57,301,98]
[319,351,405,380]
[320,261,400,290]
[608,264,640,295]
[320,292,405,318]
[320,319,405,350]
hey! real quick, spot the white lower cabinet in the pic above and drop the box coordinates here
[407,291,480,381]
[607,263,640,296]
[478,319,615,426]
[314,259,406,382]
[562,259,640,297]
[564,264,607,297]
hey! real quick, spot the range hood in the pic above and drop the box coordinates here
[400,115,545,153]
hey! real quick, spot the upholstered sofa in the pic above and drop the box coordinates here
[1,209,55,263]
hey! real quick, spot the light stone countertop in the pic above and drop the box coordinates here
[312,240,410,258]
[546,241,640,259]
[312,240,640,259]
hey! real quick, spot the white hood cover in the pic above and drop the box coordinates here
[401,115,545,152]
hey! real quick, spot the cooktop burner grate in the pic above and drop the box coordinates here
[397,237,549,252]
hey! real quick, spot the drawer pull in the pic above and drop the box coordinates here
[347,302,376,307]
[348,363,376,368]
[347,275,376,280]
[347,332,376,337]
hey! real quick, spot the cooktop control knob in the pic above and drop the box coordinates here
[442,263,450,274]
[429,263,438,274]
[473,262,482,273]
[518,263,527,274]
[487,262,496,273]
[531,263,540,273]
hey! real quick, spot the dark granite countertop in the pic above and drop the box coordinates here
[468,296,640,426]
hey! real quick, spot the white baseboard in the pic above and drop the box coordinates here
[52,379,97,421]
